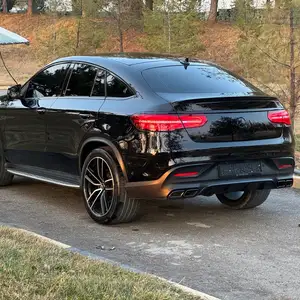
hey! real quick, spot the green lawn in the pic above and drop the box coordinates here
[0,227,202,300]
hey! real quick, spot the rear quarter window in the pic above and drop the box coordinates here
[142,65,261,94]
[106,73,134,98]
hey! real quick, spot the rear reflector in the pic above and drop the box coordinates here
[174,171,199,177]
[268,110,291,125]
[131,114,207,132]
[278,164,293,170]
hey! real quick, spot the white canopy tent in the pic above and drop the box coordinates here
[0,26,29,45]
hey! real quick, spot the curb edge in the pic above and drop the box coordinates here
[2,225,221,300]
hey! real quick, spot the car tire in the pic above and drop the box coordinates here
[81,148,140,224]
[0,154,13,186]
[216,189,271,209]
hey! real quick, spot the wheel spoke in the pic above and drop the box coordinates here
[101,159,104,180]
[97,159,104,182]
[99,191,108,214]
[105,187,113,191]
[85,175,99,186]
[103,192,109,211]
[87,167,101,184]
[86,187,102,204]
[105,178,113,183]
[90,189,104,210]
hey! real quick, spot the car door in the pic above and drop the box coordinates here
[45,63,106,176]
[4,63,70,169]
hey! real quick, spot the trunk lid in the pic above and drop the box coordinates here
[162,94,284,142]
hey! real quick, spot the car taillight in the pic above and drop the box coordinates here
[268,110,291,125]
[278,164,293,170]
[174,172,199,177]
[131,114,207,132]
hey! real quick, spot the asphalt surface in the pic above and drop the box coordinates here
[1,176,300,300]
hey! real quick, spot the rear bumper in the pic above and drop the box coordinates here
[125,157,295,199]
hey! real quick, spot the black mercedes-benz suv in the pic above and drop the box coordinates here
[0,53,295,224]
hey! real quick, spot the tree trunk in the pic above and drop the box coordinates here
[74,19,81,55]
[117,0,124,52]
[27,0,33,15]
[289,8,296,130]
[145,0,153,10]
[208,0,218,24]
[2,0,8,13]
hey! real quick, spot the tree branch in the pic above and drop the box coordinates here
[254,43,290,69]
[254,77,287,101]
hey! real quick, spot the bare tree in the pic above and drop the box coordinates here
[208,0,218,23]
[235,0,299,131]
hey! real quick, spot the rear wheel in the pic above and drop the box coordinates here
[81,148,140,224]
[216,189,271,209]
[0,154,13,186]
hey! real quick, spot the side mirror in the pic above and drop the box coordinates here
[7,84,22,100]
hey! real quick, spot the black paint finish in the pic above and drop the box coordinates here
[0,53,295,198]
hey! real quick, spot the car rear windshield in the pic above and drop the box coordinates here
[142,65,260,94]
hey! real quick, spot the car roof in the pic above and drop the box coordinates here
[53,52,214,71]
[51,53,225,97]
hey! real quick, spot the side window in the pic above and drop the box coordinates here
[106,73,134,98]
[26,63,69,98]
[91,69,105,97]
[65,64,97,97]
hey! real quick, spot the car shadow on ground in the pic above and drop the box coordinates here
[9,176,288,234]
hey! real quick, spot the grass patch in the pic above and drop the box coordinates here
[294,176,300,189]
[0,227,202,300]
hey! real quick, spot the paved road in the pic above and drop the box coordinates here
[1,176,299,300]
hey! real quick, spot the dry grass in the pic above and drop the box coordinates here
[0,226,202,300]
[293,172,300,188]
[296,135,300,152]
[295,134,300,169]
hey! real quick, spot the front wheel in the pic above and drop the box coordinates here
[216,189,271,209]
[81,148,140,224]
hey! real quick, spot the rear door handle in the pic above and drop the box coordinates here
[36,108,46,114]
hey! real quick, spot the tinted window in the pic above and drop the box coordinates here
[91,69,105,97]
[66,64,97,96]
[26,63,69,98]
[106,73,133,98]
[142,65,261,94]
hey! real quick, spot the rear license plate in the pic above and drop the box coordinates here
[218,162,262,178]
